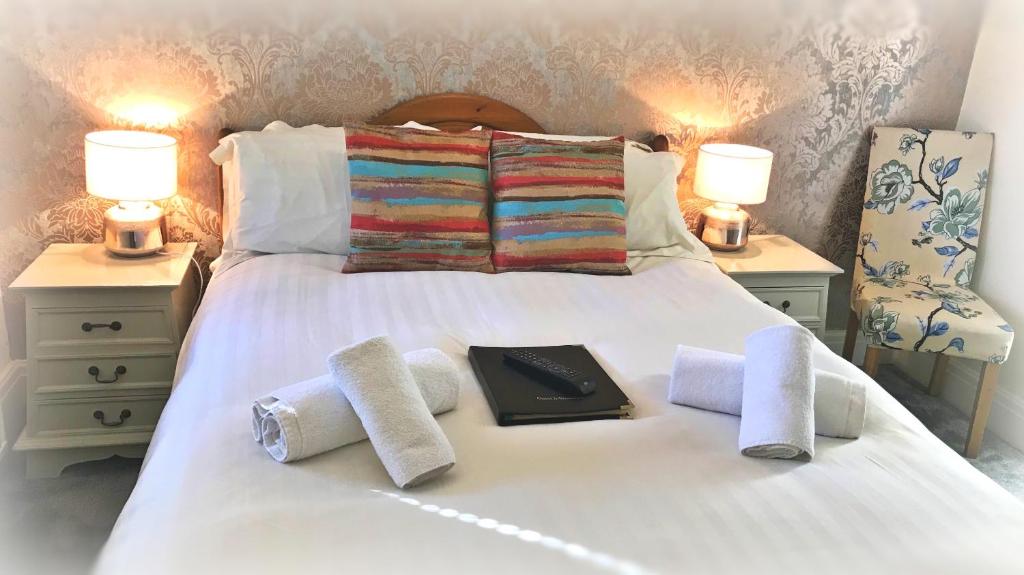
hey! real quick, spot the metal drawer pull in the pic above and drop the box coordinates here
[94,409,131,427]
[762,300,792,314]
[88,365,126,383]
[81,321,122,332]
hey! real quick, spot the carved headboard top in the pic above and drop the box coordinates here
[368,92,544,132]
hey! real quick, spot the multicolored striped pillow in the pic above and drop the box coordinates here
[342,125,494,273]
[489,131,630,274]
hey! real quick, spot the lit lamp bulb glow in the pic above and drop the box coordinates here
[85,130,177,257]
[693,143,773,251]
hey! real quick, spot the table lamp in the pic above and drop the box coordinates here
[85,130,177,257]
[693,143,773,251]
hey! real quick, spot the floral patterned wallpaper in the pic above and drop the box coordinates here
[0,0,982,355]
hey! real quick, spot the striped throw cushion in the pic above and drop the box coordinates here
[342,125,494,273]
[489,131,630,274]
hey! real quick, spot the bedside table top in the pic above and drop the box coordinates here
[713,235,842,276]
[10,242,197,290]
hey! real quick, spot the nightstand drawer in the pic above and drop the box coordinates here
[34,395,167,434]
[34,354,176,395]
[34,306,175,349]
[747,287,823,323]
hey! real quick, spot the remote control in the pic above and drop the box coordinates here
[502,349,597,396]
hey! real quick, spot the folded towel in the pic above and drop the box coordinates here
[668,345,866,439]
[328,336,456,488]
[254,349,460,462]
[738,325,816,459]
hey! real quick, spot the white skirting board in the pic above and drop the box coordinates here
[0,360,27,466]
[823,328,1024,452]
[820,328,867,365]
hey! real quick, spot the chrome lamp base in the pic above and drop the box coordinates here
[696,203,751,252]
[103,201,167,258]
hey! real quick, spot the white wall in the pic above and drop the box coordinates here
[0,303,13,461]
[950,0,1024,449]
[0,304,8,373]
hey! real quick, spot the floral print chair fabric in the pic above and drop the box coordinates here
[849,127,1012,362]
[843,127,1013,457]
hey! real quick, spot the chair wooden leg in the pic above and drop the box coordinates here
[862,346,883,378]
[928,354,951,397]
[965,362,1000,459]
[842,310,859,361]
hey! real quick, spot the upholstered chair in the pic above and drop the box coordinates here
[842,127,1014,458]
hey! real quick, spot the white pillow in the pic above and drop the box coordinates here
[494,131,709,261]
[210,123,351,255]
[624,147,711,262]
[498,129,617,143]
[397,121,439,130]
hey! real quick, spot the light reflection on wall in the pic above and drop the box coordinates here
[104,95,191,128]
[671,111,733,130]
[370,489,654,575]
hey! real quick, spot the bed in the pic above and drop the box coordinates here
[96,96,1024,574]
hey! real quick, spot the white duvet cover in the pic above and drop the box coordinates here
[97,254,1024,574]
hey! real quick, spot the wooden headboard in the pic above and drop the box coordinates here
[368,93,544,132]
[216,92,669,219]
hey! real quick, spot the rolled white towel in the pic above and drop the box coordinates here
[253,349,460,463]
[739,325,816,460]
[667,345,866,439]
[328,336,456,488]
[402,348,461,414]
[812,371,867,440]
[259,375,368,463]
[251,397,275,443]
[669,346,745,416]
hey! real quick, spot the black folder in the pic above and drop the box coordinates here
[468,345,633,426]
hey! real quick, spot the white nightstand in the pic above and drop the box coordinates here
[10,243,198,478]
[713,235,843,337]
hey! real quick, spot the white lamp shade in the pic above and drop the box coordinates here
[85,130,177,202]
[693,143,773,205]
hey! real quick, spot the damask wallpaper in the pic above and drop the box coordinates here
[0,0,983,356]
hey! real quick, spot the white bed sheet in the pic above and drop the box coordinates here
[97,254,1024,575]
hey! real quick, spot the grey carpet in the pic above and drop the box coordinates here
[1,365,1022,575]
[874,366,1024,499]
[0,455,141,575]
